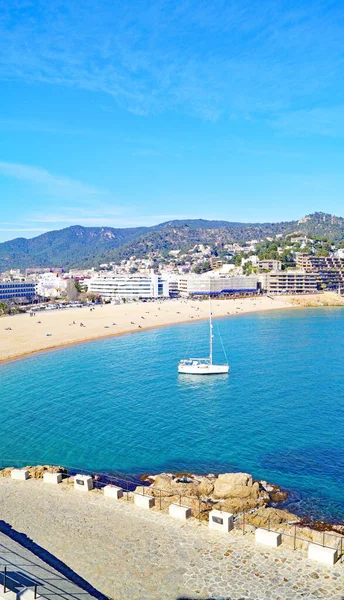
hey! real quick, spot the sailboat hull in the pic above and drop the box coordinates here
[178,363,229,375]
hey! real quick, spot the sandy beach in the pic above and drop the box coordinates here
[0,296,292,363]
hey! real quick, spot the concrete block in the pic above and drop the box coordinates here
[169,503,192,521]
[43,472,62,484]
[255,528,282,548]
[134,493,155,509]
[104,485,123,499]
[0,584,16,600]
[209,509,234,532]
[11,469,29,481]
[74,474,93,492]
[308,543,339,566]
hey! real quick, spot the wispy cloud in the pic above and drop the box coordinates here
[0,161,106,198]
[0,1,343,121]
[270,105,344,137]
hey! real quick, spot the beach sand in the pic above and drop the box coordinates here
[0,296,291,363]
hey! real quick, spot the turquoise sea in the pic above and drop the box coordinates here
[1,308,343,523]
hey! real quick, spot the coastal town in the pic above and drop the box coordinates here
[1,1,344,598]
[2,227,344,310]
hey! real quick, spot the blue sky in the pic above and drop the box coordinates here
[0,0,344,242]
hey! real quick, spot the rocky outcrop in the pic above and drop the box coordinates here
[0,465,65,479]
[242,507,298,528]
[134,471,281,515]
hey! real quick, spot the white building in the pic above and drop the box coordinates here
[177,274,258,297]
[88,273,169,300]
[36,274,68,298]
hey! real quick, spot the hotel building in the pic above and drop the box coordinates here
[87,273,169,300]
[177,275,258,297]
[0,281,38,302]
[259,271,317,294]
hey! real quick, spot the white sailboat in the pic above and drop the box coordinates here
[178,299,229,375]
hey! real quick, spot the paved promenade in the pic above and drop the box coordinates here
[0,478,343,599]
[0,530,98,599]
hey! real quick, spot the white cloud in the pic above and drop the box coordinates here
[0,1,343,120]
[0,161,106,198]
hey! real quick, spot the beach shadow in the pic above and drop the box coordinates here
[0,520,108,599]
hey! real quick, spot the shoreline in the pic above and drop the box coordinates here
[1,460,343,528]
[0,295,293,364]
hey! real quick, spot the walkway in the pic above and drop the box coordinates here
[0,479,343,599]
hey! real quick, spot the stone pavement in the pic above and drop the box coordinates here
[0,531,100,599]
[0,479,343,599]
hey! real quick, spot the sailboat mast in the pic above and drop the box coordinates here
[209,295,213,364]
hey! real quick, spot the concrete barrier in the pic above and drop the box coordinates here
[74,474,93,492]
[255,528,282,548]
[11,469,29,481]
[104,485,123,499]
[208,509,234,532]
[308,543,339,566]
[169,503,192,521]
[43,472,62,484]
[0,584,16,599]
[134,493,155,509]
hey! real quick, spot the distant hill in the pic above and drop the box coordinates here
[0,225,148,271]
[1,212,343,271]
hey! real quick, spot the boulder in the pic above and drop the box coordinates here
[152,473,200,498]
[219,496,268,514]
[245,507,298,528]
[213,472,253,499]
[0,465,64,479]
[197,477,214,497]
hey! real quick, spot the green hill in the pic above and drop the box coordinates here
[0,212,343,271]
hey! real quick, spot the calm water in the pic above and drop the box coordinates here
[1,308,344,523]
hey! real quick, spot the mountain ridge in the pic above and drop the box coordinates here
[1,212,343,271]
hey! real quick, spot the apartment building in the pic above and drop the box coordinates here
[259,271,317,294]
[258,259,282,271]
[295,254,344,289]
[88,273,169,300]
[177,275,258,297]
[0,281,38,302]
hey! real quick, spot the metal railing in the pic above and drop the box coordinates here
[1,565,38,597]
[1,459,343,563]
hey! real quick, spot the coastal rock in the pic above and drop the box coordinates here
[213,472,257,499]
[24,465,65,479]
[0,465,64,479]
[218,495,268,514]
[197,478,214,497]
[269,489,288,502]
[244,507,298,528]
[152,473,201,498]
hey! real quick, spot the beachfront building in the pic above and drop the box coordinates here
[0,280,37,302]
[258,259,282,271]
[295,253,344,290]
[177,274,258,297]
[36,274,69,298]
[88,273,169,300]
[259,271,317,294]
